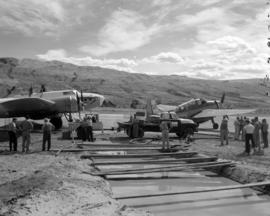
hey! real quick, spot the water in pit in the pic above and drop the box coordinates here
[109,170,270,216]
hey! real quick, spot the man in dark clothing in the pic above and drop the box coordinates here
[8,118,18,152]
[220,116,229,146]
[42,118,55,151]
[80,117,88,142]
[261,119,269,148]
[86,116,94,142]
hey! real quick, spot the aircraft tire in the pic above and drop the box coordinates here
[50,117,63,130]
[213,123,219,129]
[138,128,144,138]
[176,132,182,137]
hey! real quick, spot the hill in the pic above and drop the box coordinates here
[0,57,270,109]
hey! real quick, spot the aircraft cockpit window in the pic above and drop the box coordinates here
[63,91,75,95]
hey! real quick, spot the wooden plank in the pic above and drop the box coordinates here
[80,151,197,159]
[77,143,184,148]
[79,147,172,151]
[92,161,233,176]
[93,156,218,166]
[85,162,234,176]
[115,181,270,200]
[50,148,188,152]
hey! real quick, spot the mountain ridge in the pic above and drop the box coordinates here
[0,57,269,108]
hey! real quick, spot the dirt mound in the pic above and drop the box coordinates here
[0,153,151,216]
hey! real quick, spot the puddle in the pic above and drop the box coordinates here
[110,170,270,216]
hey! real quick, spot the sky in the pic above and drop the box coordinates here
[0,0,269,79]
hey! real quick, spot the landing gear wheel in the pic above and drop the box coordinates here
[213,123,219,130]
[184,128,194,138]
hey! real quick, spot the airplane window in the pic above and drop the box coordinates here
[63,91,74,95]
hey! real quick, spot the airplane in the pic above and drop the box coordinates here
[0,89,105,129]
[150,94,255,129]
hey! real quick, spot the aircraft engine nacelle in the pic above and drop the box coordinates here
[53,96,78,113]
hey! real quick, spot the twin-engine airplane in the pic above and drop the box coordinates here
[151,94,255,129]
[0,89,105,129]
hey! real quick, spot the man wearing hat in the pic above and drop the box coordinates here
[42,118,55,151]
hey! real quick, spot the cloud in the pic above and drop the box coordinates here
[142,52,185,64]
[178,7,225,26]
[152,0,171,6]
[189,36,269,79]
[192,61,223,71]
[0,0,66,36]
[207,36,255,55]
[37,49,137,72]
[80,9,162,56]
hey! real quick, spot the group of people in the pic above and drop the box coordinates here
[8,116,54,153]
[220,115,269,155]
[241,117,268,155]
[80,114,95,142]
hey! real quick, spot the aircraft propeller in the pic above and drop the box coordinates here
[214,93,225,109]
[76,91,81,119]
[220,92,225,104]
[76,89,86,119]
[4,86,16,98]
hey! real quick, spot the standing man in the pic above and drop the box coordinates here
[8,118,18,152]
[87,116,94,142]
[234,117,240,140]
[239,116,244,140]
[253,117,261,153]
[242,116,247,141]
[21,116,33,153]
[243,119,255,155]
[80,116,88,143]
[261,119,269,149]
[160,113,171,150]
[220,115,229,146]
[42,118,55,151]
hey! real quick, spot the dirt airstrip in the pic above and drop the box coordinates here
[0,132,152,216]
[0,129,270,215]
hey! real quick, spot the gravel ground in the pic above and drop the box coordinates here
[0,131,152,216]
[192,133,270,173]
[1,128,270,216]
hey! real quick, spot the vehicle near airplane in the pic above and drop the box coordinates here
[154,93,255,129]
[117,99,198,139]
[0,89,105,129]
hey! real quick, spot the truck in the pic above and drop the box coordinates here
[117,111,198,139]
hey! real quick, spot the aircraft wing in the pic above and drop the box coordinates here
[156,104,177,112]
[193,109,256,119]
[0,97,55,117]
